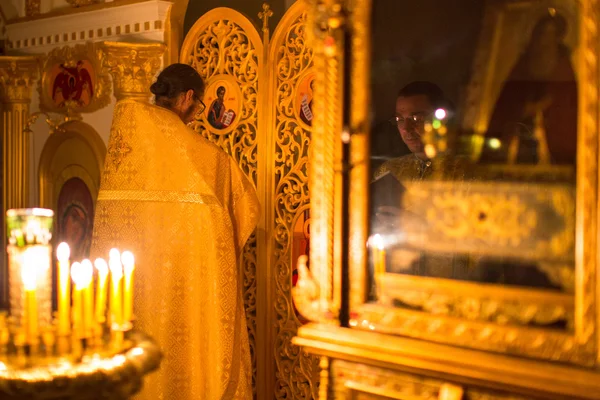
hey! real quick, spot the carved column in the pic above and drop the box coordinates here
[0,56,38,307]
[102,42,166,102]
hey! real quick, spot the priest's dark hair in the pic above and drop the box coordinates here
[150,63,205,108]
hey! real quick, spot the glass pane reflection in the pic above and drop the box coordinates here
[367,0,578,330]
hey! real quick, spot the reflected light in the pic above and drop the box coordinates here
[434,108,446,119]
[488,138,501,150]
[424,144,437,159]
[372,234,385,250]
[131,347,144,356]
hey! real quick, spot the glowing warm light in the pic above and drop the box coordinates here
[21,258,38,291]
[121,251,134,269]
[109,258,123,280]
[109,248,120,261]
[432,120,442,130]
[57,243,71,336]
[56,242,70,261]
[424,144,437,159]
[81,259,94,338]
[109,256,124,327]
[94,258,109,329]
[488,138,501,150]
[122,251,135,324]
[71,262,84,287]
[95,258,108,277]
[434,108,447,119]
[80,260,94,286]
[131,347,144,356]
[372,234,385,250]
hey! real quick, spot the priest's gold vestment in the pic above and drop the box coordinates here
[91,100,260,400]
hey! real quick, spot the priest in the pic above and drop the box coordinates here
[91,63,260,399]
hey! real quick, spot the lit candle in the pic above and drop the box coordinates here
[80,260,94,338]
[372,234,386,277]
[56,243,71,336]
[94,258,109,326]
[109,249,123,329]
[70,262,83,339]
[121,251,135,325]
[21,257,38,346]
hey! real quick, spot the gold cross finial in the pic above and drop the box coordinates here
[258,3,273,34]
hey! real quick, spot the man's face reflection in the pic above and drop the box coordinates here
[395,94,433,158]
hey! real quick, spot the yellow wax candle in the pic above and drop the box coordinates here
[94,258,109,325]
[56,243,71,336]
[80,260,94,338]
[21,260,38,346]
[121,251,135,325]
[109,249,123,329]
[372,234,386,277]
[70,262,83,339]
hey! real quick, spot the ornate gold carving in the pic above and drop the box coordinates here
[101,42,166,102]
[306,0,345,314]
[181,9,262,397]
[66,0,96,7]
[258,3,273,35]
[293,255,335,323]
[379,274,573,328]
[25,0,40,17]
[319,356,330,400]
[271,7,320,399]
[332,360,524,400]
[0,57,39,296]
[577,0,599,363]
[107,129,132,172]
[306,0,600,367]
[0,331,161,399]
[38,43,111,115]
[401,181,576,262]
[0,57,39,104]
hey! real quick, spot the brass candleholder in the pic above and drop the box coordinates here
[0,208,161,399]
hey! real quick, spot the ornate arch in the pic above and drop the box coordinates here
[38,120,106,211]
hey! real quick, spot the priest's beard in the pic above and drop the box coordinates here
[179,103,196,124]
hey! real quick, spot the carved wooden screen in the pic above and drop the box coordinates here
[180,2,318,399]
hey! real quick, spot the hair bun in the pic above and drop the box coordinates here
[150,80,169,96]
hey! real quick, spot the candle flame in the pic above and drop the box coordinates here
[109,248,121,261]
[70,262,84,287]
[94,258,109,277]
[80,259,94,286]
[121,251,134,270]
[109,259,123,279]
[57,242,70,261]
[372,234,385,250]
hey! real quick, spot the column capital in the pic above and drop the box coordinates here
[0,57,39,104]
[101,42,166,102]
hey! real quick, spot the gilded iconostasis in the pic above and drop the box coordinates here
[2,0,593,399]
[1,1,316,399]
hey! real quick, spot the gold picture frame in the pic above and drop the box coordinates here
[302,0,600,367]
